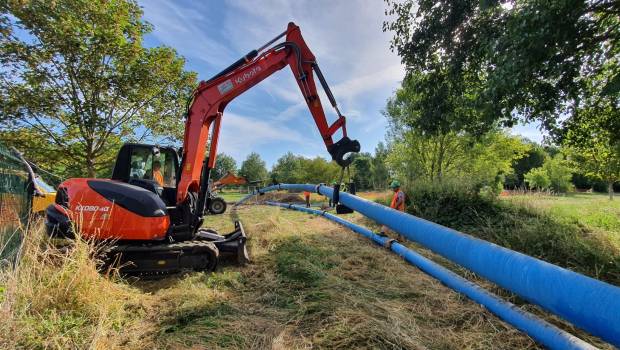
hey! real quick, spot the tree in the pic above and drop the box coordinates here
[384,78,528,189]
[239,152,268,183]
[271,152,302,184]
[525,167,551,191]
[371,142,389,189]
[384,0,620,139]
[506,142,547,189]
[297,156,341,184]
[213,153,237,180]
[562,56,620,200]
[0,0,196,177]
[543,154,574,193]
[351,153,373,190]
[524,154,573,193]
[565,110,620,199]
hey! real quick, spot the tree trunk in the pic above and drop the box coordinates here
[609,182,614,201]
[86,149,96,178]
[87,159,95,178]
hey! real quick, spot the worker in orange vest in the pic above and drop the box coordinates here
[303,191,311,208]
[152,161,164,187]
[379,180,406,238]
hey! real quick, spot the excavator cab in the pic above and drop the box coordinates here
[111,144,179,205]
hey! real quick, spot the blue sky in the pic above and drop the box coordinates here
[138,0,543,167]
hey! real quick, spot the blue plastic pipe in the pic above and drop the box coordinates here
[263,201,595,350]
[243,184,620,346]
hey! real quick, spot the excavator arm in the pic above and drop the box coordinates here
[177,22,360,205]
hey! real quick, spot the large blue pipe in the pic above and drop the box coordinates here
[263,201,595,349]
[245,184,620,346]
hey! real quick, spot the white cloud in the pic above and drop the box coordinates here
[220,0,404,120]
[140,1,236,68]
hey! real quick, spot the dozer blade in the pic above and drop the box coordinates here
[104,240,219,277]
[197,220,249,265]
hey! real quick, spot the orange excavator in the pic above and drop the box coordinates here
[45,23,360,276]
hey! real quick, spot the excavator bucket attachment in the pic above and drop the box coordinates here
[197,221,249,265]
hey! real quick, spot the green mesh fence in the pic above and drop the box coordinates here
[0,144,32,265]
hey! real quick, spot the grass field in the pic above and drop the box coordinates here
[1,192,617,348]
[7,206,612,349]
[217,191,249,203]
[503,192,620,247]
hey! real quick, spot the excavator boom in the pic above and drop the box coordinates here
[177,22,360,205]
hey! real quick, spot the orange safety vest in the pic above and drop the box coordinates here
[153,170,164,186]
[303,191,310,198]
[390,189,405,211]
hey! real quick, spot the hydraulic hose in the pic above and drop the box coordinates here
[263,201,595,350]
[238,184,620,346]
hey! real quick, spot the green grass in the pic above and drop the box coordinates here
[503,193,620,246]
[217,191,247,203]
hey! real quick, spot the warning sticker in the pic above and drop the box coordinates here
[217,80,234,95]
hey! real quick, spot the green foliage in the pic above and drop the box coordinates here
[385,129,528,190]
[370,142,389,189]
[564,91,620,199]
[505,142,547,188]
[297,157,341,185]
[406,180,499,229]
[270,149,390,189]
[383,68,488,137]
[0,0,197,177]
[384,76,529,190]
[384,0,620,139]
[524,167,551,190]
[239,152,267,183]
[270,152,302,184]
[270,153,341,185]
[351,153,372,190]
[543,154,574,193]
[212,153,237,180]
[524,155,573,192]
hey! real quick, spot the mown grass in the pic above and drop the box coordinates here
[0,206,560,349]
[503,192,620,247]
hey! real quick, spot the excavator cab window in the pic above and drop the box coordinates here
[130,148,176,188]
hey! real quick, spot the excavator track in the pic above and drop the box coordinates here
[104,240,219,277]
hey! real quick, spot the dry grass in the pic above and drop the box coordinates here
[0,219,150,349]
[0,206,608,349]
[148,206,544,349]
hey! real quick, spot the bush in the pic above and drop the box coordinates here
[405,180,500,229]
[524,167,551,190]
[544,154,573,192]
